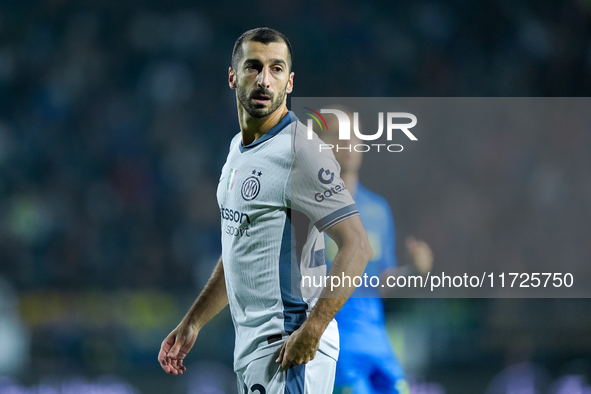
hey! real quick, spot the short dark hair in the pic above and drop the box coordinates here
[231,27,293,71]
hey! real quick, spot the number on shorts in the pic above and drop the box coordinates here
[244,383,266,394]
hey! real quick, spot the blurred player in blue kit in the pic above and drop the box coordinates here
[318,114,433,394]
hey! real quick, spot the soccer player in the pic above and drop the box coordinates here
[157,28,373,394]
[318,113,433,394]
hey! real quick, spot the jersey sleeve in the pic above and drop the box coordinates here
[288,131,359,232]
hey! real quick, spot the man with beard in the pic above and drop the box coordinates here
[158,28,373,394]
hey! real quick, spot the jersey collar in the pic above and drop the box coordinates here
[239,111,295,153]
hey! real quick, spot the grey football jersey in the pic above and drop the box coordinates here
[216,111,359,370]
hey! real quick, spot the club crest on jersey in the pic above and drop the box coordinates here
[241,169,262,201]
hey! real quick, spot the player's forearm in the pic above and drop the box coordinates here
[305,238,373,333]
[180,256,228,330]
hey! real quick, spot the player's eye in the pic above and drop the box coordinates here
[273,66,283,72]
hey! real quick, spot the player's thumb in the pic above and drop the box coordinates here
[276,343,286,363]
[167,337,183,359]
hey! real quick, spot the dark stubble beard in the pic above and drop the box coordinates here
[237,82,288,119]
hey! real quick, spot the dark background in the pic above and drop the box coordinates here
[0,0,590,393]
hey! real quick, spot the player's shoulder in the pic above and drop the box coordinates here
[291,118,322,150]
[291,117,339,166]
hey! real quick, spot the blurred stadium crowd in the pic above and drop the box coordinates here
[0,0,590,393]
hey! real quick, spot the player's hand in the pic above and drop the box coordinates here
[158,323,199,375]
[406,236,433,275]
[276,323,321,371]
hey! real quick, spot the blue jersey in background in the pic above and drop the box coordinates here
[325,183,408,394]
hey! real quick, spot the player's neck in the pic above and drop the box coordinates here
[341,171,359,197]
[238,104,289,146]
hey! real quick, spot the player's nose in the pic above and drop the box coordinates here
[257,67,271,88]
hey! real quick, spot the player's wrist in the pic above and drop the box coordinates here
[301,315,329,339]
[180,315,202,331]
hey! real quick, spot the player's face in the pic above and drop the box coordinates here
[230,41,294,118]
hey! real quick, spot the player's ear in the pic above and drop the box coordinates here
[229,67,237,89]
[285,71,294,94]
